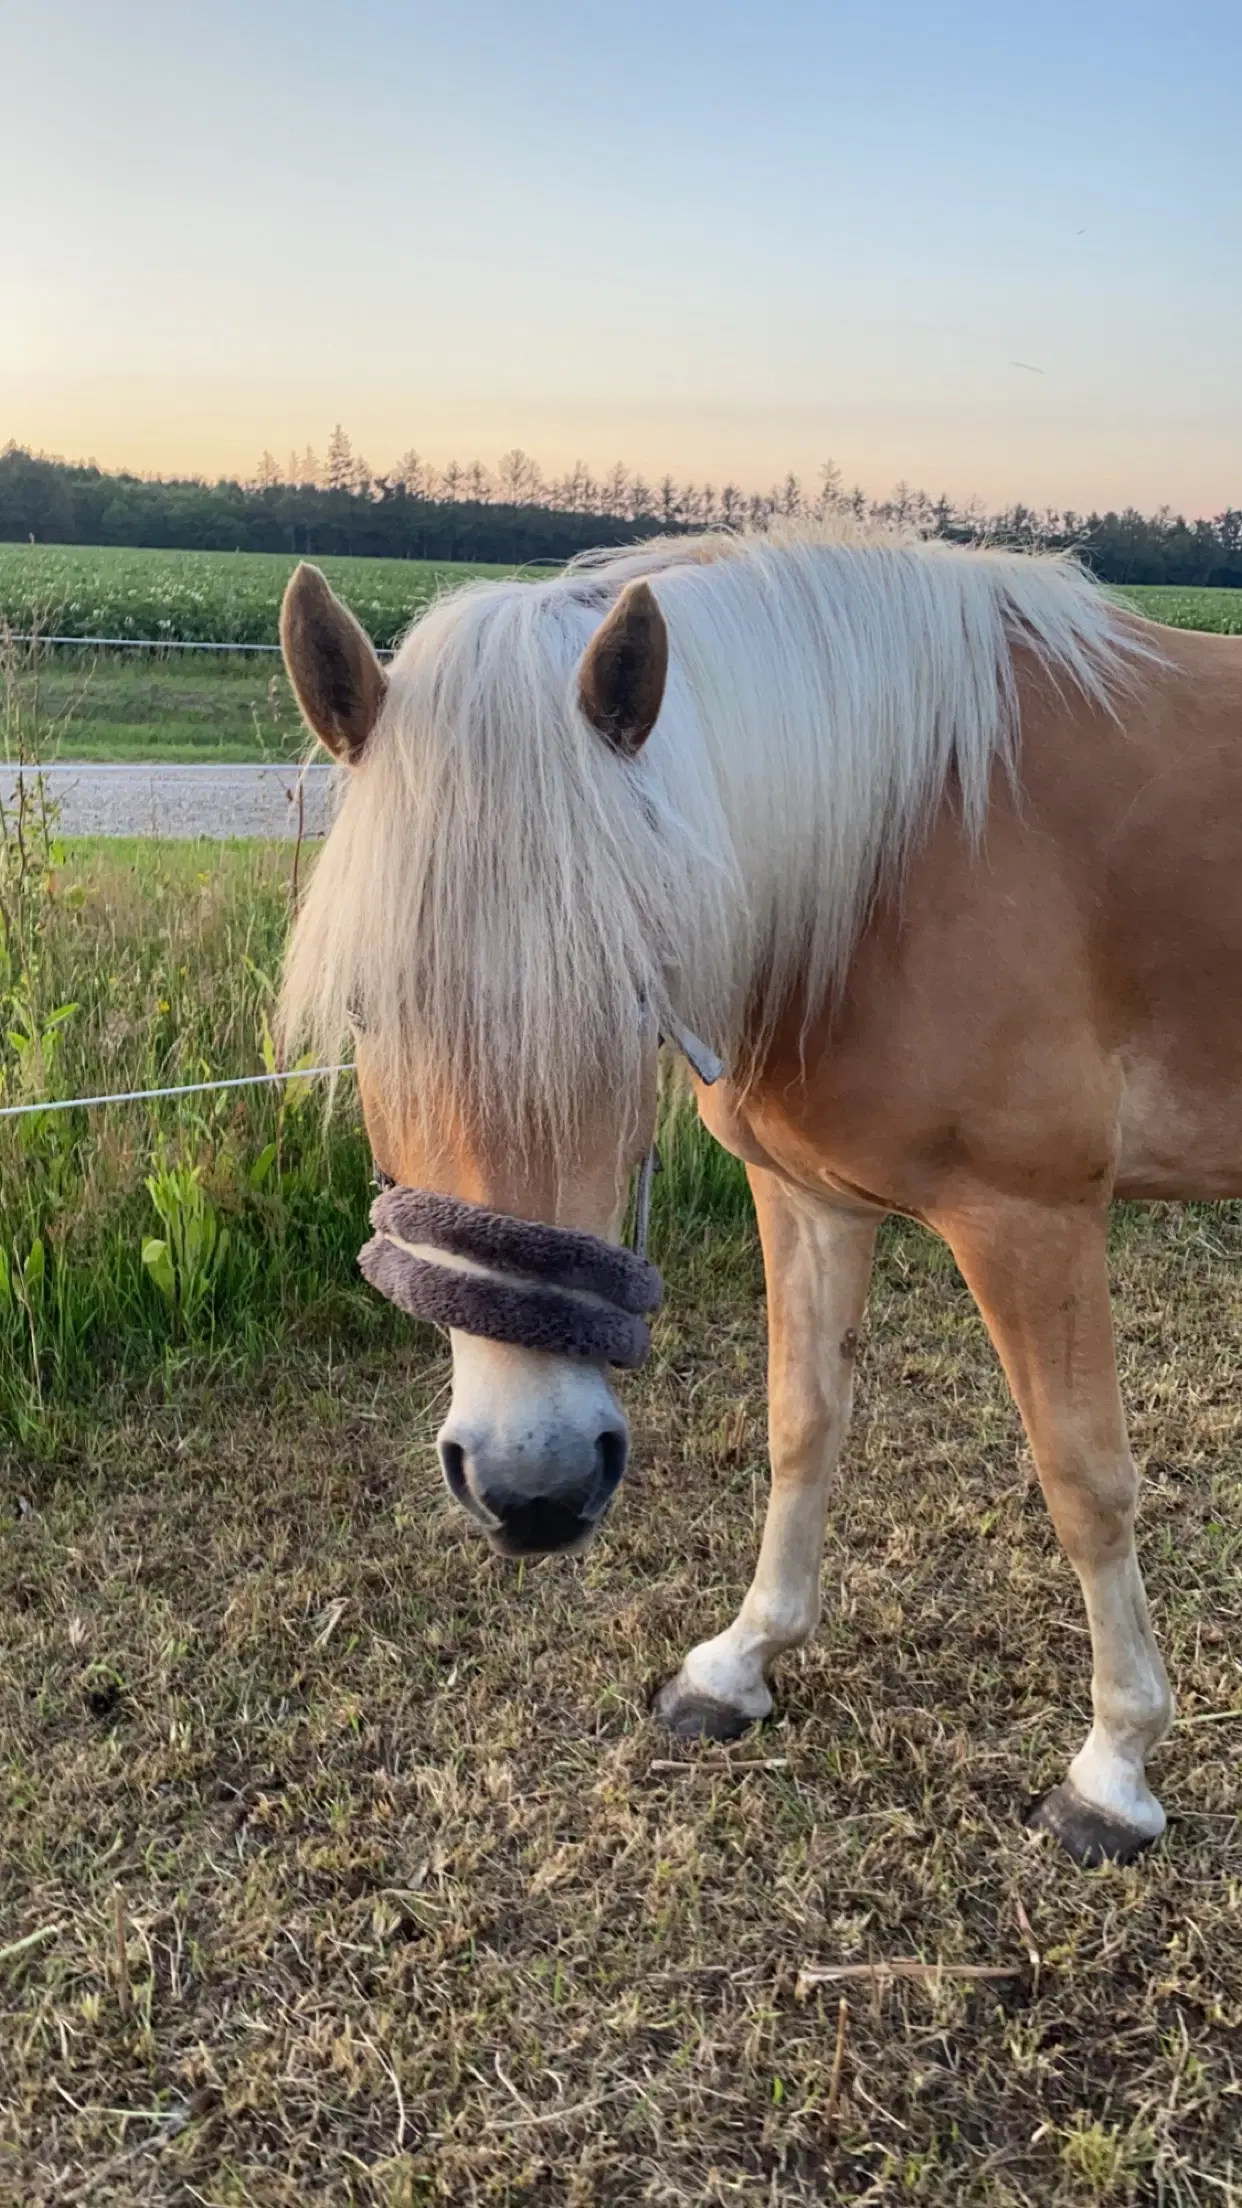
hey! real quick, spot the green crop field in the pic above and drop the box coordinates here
[0,545,527,762]
[0,545,1238,763]
[0,543,518,649]
[1120,583,1242,634]
[3,544,1240,652]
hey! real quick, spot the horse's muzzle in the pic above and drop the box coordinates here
[438,1421,628,1555]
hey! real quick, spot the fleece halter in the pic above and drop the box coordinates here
[358,1021,724,1368]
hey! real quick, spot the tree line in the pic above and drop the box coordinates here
[2,432,1240,588]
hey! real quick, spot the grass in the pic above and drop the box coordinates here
[0,834,395,1442]
[12,654,307,765]
[2,831,1242,2201]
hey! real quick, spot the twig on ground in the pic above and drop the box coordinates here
[796,1959,1023,1997]
[492,2051,539,2120]
[484,2082,633,2134]
[112,1886,132,2023]
[649,1756,789,1774]
[360,2033,408,2152]
[0,1922,61,1969]
[1014,1897,1041,1994]
[824,1997,849,2135]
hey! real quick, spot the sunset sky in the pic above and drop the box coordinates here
[5,0,1239,513]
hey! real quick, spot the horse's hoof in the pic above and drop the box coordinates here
[1026,1782,1159,1868]
[652,1680,755,1743]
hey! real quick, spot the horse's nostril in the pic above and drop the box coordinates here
[439,1437,469,1506]
[594,1425,628,1503]
[438,1418,627,1548]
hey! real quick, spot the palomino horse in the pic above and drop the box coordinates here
[280,528,1242,1868]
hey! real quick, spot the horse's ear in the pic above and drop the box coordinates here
[577,579,668,757]
[280,562,388,764]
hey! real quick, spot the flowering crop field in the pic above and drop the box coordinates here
[1119,583,1242,634]
[1,542,1240,651]
[0,548,1238,762]
[0,542,517,650]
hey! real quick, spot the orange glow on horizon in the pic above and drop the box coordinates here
[2,374,1232,521]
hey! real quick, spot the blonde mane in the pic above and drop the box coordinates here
[280,522,1140,1160]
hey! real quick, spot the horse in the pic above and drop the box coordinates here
[278,524,1242,1869]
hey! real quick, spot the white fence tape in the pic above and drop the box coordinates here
[0,1065,353,1121]
[9,634,395,659]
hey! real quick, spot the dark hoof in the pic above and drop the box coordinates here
[1026,1783,1159,1868]
[652,1682,755,1743]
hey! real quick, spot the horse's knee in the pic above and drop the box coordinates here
[1040,1455,1138,1566]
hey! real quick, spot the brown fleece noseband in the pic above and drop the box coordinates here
[359,1184,664,1367]
[356,1021,723,1368]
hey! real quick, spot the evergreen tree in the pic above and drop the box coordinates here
[324,425,354,492]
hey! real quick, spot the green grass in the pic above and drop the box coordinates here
[0,835,394,1442]
[16,654,307,764]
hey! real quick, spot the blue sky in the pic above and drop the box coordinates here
[4,0,1239,509]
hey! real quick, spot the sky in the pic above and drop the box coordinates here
[3,0,1240,513]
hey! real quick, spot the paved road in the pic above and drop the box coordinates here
[4,763,336,839]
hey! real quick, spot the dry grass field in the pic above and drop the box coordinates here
[3,1191,1241,2204]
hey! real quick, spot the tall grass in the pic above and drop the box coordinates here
[0,830,397,1446]
[646,1067,753,1253]
[0,641,376,1438]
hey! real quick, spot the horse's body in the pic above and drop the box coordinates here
[280,531,1242,1867]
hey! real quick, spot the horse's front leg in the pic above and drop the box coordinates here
[940,1193,1174,1865]
[654,1170,877,1740]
